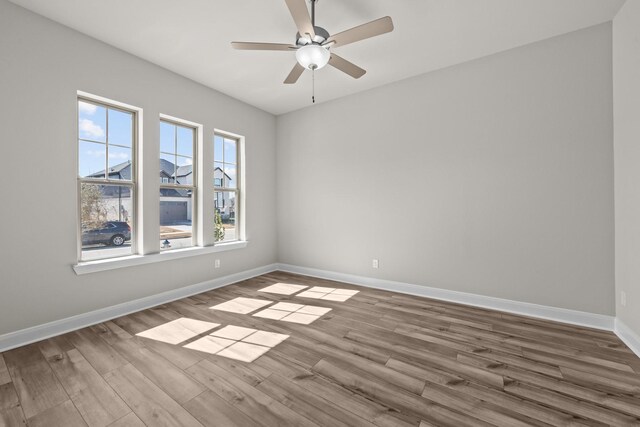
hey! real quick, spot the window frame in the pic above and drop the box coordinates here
[77,93,140,262]
[73,95,248,274]
[213,131,243,243]
[159,116,199,251]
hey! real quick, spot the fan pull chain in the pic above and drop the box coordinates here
[312,68,315,104]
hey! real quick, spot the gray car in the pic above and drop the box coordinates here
[82,221,131,246]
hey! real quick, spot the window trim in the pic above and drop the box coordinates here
[73,240,248,275]
[159,115,200,251]
[77,91,142,262]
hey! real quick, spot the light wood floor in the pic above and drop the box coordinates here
[1,271,640,427]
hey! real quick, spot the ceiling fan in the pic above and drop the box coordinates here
[231,0,394,85]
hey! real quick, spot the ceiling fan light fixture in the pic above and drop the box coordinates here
[296,44,330,70]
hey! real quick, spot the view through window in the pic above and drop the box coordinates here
[78,99,135,261]
[214,134,239,242]
[159,120,196,250]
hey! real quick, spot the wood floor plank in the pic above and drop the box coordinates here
[90,322,133,347]
[256,373,378,427]
[106,412,145,427]
[183,390,259,427]
[27,400,87,427]
[46,348,130,427]
[457,352,640,419]
[0,383,25,427]
[202,354,270,387]
[92,318,205,372]
[3,344,69,419]
[385,357,466,387]
[464,347,564,378]
[0,383,19,413]
[443,378,602,426]
[560,365,640,395]
[452,323,638,370]
[104,364,203,427]
[37,335,75,360]
[504,381,640,426]
[319,349,425,395]
[281,363,419,427]
[0,406,26,427]
[346,331,504,389]
[112,315,150,336]
[312,357,443,422]
[68,329,128,376]
[277,325,391,366]
[186,359,319,427]
[394,323,523,357]
[266,340,324,370]
[0,356,10,386]
[112,337,205,404]
[128,334,203,370]
[345,329,458,360]
[377,301,494,331]
[418,405,496,427]
[252,353,312,380]
[499,311,619,341]
[421,382,548,427]
[522,348,640,389]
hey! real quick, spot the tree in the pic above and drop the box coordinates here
[81,183,107,230]
[214,209,225,242]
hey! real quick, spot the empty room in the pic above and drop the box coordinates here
[1,0,640,425]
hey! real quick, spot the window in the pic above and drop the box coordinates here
[159,120,196,251]
[78,98,135,261]
[214,133,239,242]
[74,94,247,273]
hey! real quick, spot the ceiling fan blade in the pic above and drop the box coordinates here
[326,16,393,48]
[284,0,315,39]
[328,54,366,79]
[231,42,296,51]
[284,63,305,84]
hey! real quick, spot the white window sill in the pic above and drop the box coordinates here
[73,241,248,275]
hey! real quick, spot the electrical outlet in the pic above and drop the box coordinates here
[214,259,221,269]
[372,259,379,269]
[621,291,627,307]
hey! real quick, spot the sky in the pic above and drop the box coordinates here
[78,100,132,178]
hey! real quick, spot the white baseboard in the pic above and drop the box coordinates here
[615,319,640,359]
[276,263,615,331]
[0,263,278,353]
[4,261,638,360]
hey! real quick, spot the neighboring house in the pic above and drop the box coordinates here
[86,160,233,225]
[214,166,234,220]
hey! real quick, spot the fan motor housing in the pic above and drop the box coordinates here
[296,26,330,46]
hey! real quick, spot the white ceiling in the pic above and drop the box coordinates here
[9,0,625,115]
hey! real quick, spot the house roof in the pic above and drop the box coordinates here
[87,160,232,181]
[214,166,232,180]
[87,160,132,179]
[160,158,175,177]
[175,165,192,177]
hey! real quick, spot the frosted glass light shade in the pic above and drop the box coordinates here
[296,44,330,70]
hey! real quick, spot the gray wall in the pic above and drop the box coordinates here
[614,1,640,335]
[0,0,277,335]
[277,23,615,315]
